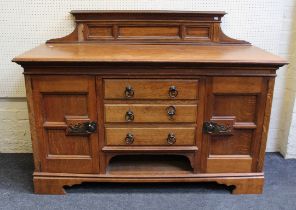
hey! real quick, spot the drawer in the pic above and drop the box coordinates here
[105,104,197,123]
[104,79,198,99]
[105,127,196,146]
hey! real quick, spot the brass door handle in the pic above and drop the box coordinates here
[125,110,134,122]
[66,121,97,135]
[125,85,134,98]
[167,133,176,145]
[203,121,232,135]
[125,133,134,144]
[168,86,178,98]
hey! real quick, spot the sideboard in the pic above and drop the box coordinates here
[13,10,287,194]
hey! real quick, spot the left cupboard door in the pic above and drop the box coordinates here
[31,76,99,173]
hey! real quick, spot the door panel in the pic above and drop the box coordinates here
[204,77,266,173]
[210,130,253,155]
[32,76,99,173]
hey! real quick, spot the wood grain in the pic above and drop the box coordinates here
[104,104,197,123]
[33,175,264,195]
[105,127,196,146]
[31,76,99,173]
[13,44,287,66]
[104,79,198,100]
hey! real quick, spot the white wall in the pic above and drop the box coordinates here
[0,0,295,156]
[280,2,296,158]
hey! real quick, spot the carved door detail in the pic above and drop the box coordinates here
[203,77,267,173]
[32,76,99,173]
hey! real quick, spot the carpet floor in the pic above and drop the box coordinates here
[0,153,295,210]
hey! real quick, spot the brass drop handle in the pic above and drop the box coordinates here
[203,121,232,135]
[66,121,97,135]
[125,110,134,122]
[125,133,134,144]
[168,86,178,98]
[125,85,134,98]
[167,133,176,145]
[166,106,176,120]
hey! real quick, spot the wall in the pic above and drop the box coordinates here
[0,0,294,155]
[280,2,296,158]
[0,99,31,152]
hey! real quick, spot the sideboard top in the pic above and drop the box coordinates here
[13,44,287,67]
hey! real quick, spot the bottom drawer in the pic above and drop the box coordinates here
[105,127,196,146]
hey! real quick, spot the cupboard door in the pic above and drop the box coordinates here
[203,77,267,173]
[32,76,99,173]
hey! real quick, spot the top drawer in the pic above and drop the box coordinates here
[104,79,198,100]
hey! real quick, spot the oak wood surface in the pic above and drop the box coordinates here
[33,175,264,195]
[13,44,287,66]
[105,127,196,146]
[104,104,197,123]
[104,79,198,100]
[31,76,100,173]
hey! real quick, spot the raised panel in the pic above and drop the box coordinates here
[185,26,211,40]
[47,130,90,155]
[43,94,88,122]
[213,77,262,93]
[210,130,253,155]
[118,26,180,39]
[87,25,113,39]
[33,76,90,92]
[213,95,257,122]
[206,157,252,173]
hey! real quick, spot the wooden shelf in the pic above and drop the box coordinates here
[107,155,193,175]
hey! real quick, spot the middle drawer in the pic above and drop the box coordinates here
[105,127,196,146]
[105,104,197,123]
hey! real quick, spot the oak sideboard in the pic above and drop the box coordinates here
[13,10,287,194]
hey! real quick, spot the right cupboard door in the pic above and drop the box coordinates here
[203,77,269,173]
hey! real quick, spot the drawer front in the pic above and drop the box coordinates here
[105,104,197,123]
[104,79,198,99]
[105,127,196,146]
